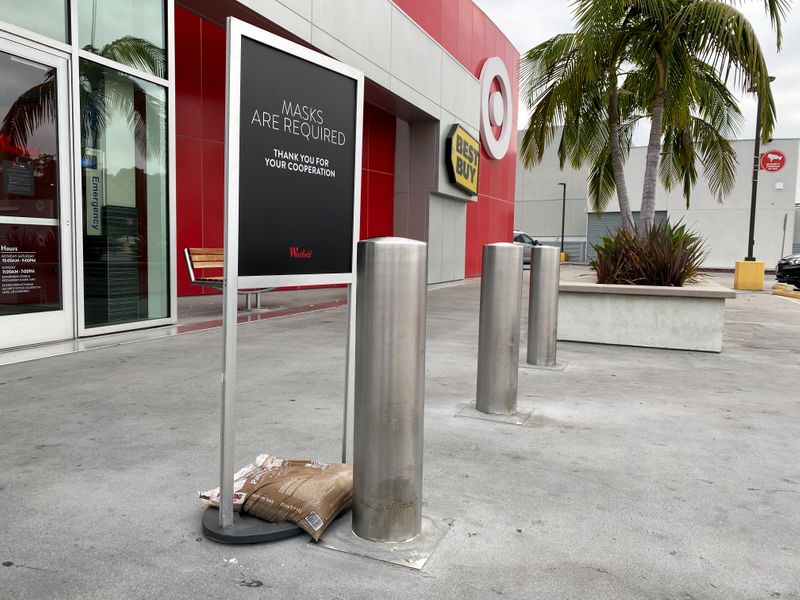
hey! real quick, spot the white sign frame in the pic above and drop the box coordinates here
[218,17,363,529]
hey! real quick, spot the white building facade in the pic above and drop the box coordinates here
[515,134,800,268]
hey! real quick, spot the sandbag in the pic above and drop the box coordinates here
[199,454,352,541]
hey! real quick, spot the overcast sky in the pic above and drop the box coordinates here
[473,0,800,145]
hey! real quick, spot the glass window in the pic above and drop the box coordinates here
[0,51,62,315]
[79,0,166,78]
[0,0,68,43]
[79,59,168,327]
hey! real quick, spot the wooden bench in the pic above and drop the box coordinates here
[184,247,272,309]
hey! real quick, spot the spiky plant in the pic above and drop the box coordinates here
[590,220,708,286]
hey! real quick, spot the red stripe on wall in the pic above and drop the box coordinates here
[361,103,395,240]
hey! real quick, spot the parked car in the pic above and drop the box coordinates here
[513,230,540,265]
[776,253,800,287]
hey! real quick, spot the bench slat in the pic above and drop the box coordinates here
[192,258,225,269]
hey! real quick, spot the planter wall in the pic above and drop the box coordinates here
[557,281,736,352]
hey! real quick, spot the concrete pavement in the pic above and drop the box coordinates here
[1,268,799,599]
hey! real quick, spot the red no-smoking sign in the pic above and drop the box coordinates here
[760,149,786,172]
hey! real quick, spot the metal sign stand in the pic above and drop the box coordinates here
[201,17,363,544]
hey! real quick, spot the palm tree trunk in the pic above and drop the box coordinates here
[640,54,666,233]
[609,87,635,232]
[639,93,664,232]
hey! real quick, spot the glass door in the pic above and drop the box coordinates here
[0,39,73,350]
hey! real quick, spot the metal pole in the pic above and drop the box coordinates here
[218,19,241,530]
[746,76,774,261]
[558,182,566,255]
[341,282,357,464]
[746,92,763,261]
[781,213,788,257]
[527,245,560,367]
[352,237,427,543]
[219,263,238,529]
[476,243,523,415]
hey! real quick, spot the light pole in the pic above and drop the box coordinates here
[745,76,775,261]
[734,75,774,291]
[558,182,566,258]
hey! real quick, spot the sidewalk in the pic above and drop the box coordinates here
[1,269,799,599]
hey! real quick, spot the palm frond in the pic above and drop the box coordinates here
[588,142,617,216]
[79,48,166,160]
[86,35,166,79]
[692,117,738,203]
[722,0,791,48]
[673,0,776,138]
[0,70,57,148]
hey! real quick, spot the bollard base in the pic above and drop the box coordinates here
[201,507,303,544]
[456,402,532,426]
[734,260,765,290]
[519,361,567,372]
[314,512,451,570]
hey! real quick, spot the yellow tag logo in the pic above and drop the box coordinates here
[445,124,480,196]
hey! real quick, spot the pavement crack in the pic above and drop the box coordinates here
[2,561,56,573]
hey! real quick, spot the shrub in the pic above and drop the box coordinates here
[590,220,708,286]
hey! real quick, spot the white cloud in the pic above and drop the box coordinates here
[475,0,800,142]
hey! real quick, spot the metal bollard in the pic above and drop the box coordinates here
[476,243,523,414]
[527,245,560,366]
[352,237,427,542]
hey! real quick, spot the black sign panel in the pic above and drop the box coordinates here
[2,161,35,196]
[237,38,358,277]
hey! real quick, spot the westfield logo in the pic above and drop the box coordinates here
[289,246,313,259]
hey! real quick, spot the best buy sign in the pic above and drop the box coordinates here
[445,124,480,196]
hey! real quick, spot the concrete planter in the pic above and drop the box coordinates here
[557,279,736,352]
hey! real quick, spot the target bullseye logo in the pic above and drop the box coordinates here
[479,57,512,160]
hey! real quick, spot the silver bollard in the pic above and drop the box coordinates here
[353,237,427,542]
[527,245,560,366]
[476,243,523,414]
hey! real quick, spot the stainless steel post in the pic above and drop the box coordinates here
[476,243,523,414]
[527,245,560,366]
[352,237,427,542]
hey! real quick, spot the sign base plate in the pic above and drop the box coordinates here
[313,512,452,570]
[201,507,303,544]
[455,402,531,426]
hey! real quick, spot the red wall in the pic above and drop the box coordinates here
[360,103,395,240]
[394,0,519,277]
[174,6,396,296]
[175,8,224,297]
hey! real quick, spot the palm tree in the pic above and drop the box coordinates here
[606,0,785,231]
[1,36,165,158]
[656,58,742,205]
[520,27,638,232]
[520,0,789,233]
